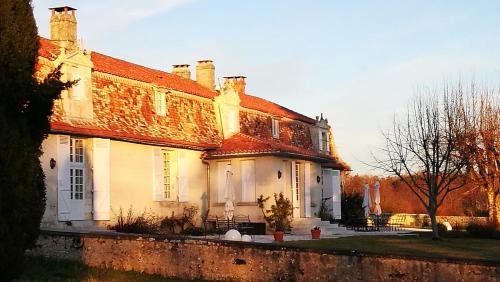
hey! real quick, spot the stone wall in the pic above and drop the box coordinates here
[29,231,499,282]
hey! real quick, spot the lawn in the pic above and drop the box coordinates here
[282,233,500,262]
[20,255,199,281]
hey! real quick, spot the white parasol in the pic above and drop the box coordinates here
[362,184,371,218]
[224,164,235,220]
[374,181,382,216]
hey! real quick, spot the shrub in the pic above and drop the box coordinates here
[258,193,292,232]
[159,205,199,234]
[108,207,159,234]
[315,196,335,222]
[340,192,364,226]
[159,212,177,234]
[181,227,204,236]
[437,223,448,237]
[0,1,69,279]
[466,223,499,239]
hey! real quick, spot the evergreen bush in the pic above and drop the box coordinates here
[0,1,69,279]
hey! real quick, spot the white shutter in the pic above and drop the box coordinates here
[318,131,323,151]
[92,138,110,220]
[177,151,188,202]
[332,170,341,219]
[152,147,164,201]
[57,135,71,221]
[304,163,311,217]
[241,160,256,202]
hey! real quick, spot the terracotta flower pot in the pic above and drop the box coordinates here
[273,231,284,241]
[311,229,321,239]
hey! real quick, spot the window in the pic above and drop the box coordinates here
[319,130,329,152]
[321,131,328,152]
[162,150,171,199]
[294,162,300,201]
[227,108,238,133]
[155,91,166,116]
[70,168,84,200]
[70,138,84,163]
[272,119,280,139]
[241,160,256,202]
[69,137,84,201]
[71,74,85,101]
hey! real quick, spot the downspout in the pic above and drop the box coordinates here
[202,160,211,211]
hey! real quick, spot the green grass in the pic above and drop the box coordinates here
[20,256,197,281]
[282,233,500,262]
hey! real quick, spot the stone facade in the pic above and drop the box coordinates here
[29,231,500,282]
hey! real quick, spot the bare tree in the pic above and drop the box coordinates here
[374,89,468,239]
[457,85,499,226]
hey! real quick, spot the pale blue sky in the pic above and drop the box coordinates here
[33,0,500,174]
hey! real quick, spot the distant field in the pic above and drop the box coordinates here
[282,233,500,262]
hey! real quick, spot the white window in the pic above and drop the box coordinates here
[69,138,85,201]
[294,162,300,202]
[322,131,329,152]
[227,109,238,133]
[272,119,280,139]
[319,130,329,152]
[155,91,166,116]
[241,160,256,202]
[71,74,86,101]
[153,148,181,202]
[162,150,171,199]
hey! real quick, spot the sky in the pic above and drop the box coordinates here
[32,0,500,174]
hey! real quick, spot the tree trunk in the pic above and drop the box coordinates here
[486,186,499,227]
[428,208,440,240]
[495,192,500,229]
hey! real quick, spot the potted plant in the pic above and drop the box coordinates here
[311,226,321,239]
[257,192,292,242]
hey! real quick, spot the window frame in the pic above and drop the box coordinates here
[69,137,85,201]
[272,119,280,139]
[162,149,173,200]
[155,91,167,116]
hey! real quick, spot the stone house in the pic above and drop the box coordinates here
[37,7,349,231]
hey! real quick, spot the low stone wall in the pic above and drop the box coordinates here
[29,231,499,282]
[389,214,488,228]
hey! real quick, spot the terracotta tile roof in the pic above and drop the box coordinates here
[205,133,346,167]
[51,121,218,149]
[38,37,61,60]
[240,94,315,124]
[91,52,216,99]
[48,74,222,149]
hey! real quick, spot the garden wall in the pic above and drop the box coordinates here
[29,230,499,282]
[390,214,488,228]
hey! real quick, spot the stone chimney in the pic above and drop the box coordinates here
[172,64,191,79]
[224,76,246,95]
[196,60,215,90]
[49,6,77,48]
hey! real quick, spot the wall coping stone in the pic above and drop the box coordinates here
[39,229,500,267]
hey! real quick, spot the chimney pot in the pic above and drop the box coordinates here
[224,76,246,95]
[49,6,78,48]
[172,64,191,80]
[196,60,215,90]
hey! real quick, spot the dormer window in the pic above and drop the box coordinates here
[154,91,166,116]
[71,74,85,101]
[272,119,280,139]
[319,130,329,152]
